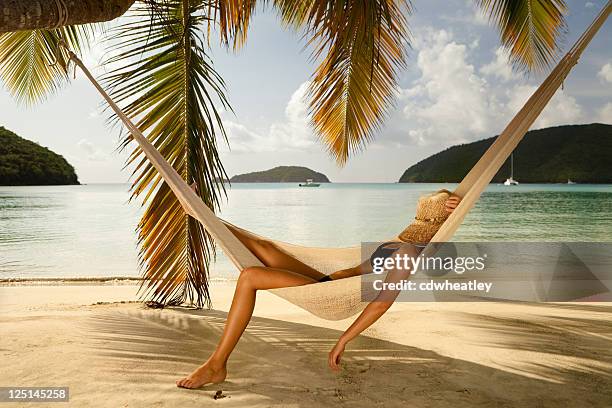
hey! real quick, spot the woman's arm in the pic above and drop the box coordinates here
[327,259,371,280]
[328,261,411,371]
[329,194,462,370]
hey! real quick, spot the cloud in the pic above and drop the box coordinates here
[506,85,582,129]
[585,2,595,8]
[77,139,107,161]
[399,29,503,146]
[393,28,589,149]
[597,103,612,124]
[480,47,518,82]
[471,7,489,26]
[223,82,317,153]
[597,62,612,83]
[217,18,598,169]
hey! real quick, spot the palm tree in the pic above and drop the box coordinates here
[0,0,568,308]
[0,0,134,33]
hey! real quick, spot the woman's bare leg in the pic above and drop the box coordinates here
[176,266,316,389]
[193,181,323,279]
[225,223,327,281]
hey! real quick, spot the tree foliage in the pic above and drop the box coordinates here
[399,124,612,184]
[0,126,79,185]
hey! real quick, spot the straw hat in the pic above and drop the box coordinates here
[398,189,451,244]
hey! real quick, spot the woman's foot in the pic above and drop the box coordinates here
[176,360,227,389]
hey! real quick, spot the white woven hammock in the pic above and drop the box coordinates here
[63,2,609,320]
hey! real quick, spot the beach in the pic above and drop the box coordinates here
[1,281,611,407]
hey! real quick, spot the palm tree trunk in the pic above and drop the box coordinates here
[0,0,135,33]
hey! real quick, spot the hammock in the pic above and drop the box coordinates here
[62,2,610,320]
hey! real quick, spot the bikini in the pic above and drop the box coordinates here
[317,242,427,282]
[368,241,427,266]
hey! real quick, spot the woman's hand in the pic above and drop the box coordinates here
[328,339,346,371]
[445,195,462,213]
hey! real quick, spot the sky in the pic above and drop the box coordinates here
[0,0,610,183]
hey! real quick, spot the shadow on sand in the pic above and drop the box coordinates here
[86,305,612,407]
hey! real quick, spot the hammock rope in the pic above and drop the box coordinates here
[59,1,610,320]
[51,0,69,29]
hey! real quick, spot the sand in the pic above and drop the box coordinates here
[1,282,611,407]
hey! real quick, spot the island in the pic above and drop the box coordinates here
[0,126,79,185]
[230,166,330,183]
[399,123,612,184]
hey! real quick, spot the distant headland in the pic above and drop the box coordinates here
[0,126,79,186]
[399,123,612,184]
[230,166,330,183]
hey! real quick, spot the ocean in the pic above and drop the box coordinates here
[1,183,611,280]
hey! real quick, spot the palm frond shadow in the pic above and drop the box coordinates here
[528,302,612,314]
[451,310,612,384]
[86,306,611,407]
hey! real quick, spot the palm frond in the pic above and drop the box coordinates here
[0,25,94,105]
[275,0,411,164]
[210,0,257,49]
[476,0,567,72]
[104,0,230,308]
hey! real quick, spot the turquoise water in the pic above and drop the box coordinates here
[1,183,611,279]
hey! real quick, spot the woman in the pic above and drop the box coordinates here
[176,189,461,388]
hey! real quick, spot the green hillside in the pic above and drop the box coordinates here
[399,123,612,184]
[230,166,330,183]
[0,126,79,185]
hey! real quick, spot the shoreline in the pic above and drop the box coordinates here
[0,276,237,286]
[0,276,142,283]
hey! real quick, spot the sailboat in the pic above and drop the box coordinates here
[504,153,519,186]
